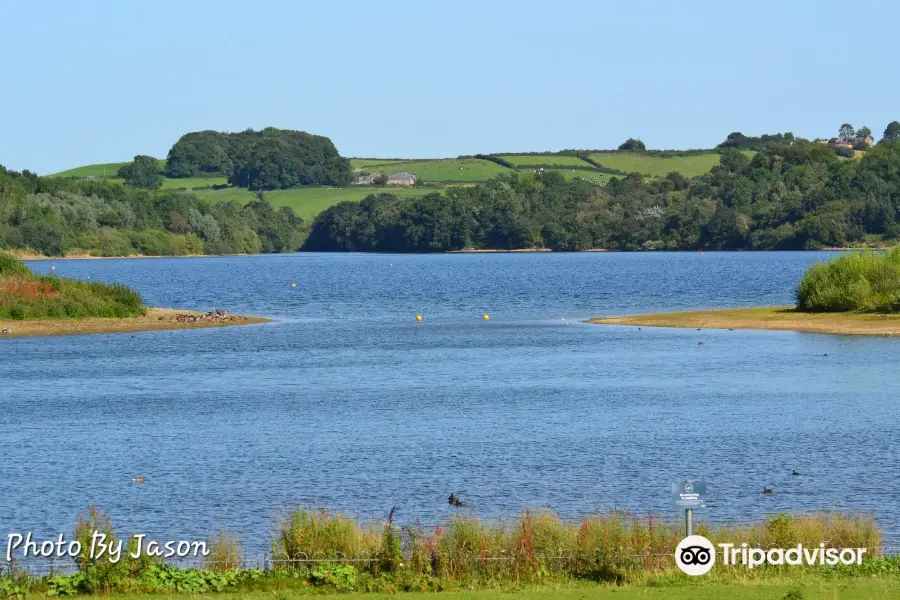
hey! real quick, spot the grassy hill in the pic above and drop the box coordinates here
[191,185,432,221]
[588,151,727,178]
[51,149,726,221]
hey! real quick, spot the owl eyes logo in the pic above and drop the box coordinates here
[675,535,716,575]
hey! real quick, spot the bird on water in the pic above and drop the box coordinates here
[763,487,773,494]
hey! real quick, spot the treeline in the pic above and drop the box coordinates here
[165,127,352,190]
[0,166,307,256]
[304,139,900,252]
[717,132,802,151]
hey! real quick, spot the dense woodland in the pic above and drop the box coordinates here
[164,128,351,190]
[0,168,307,256]
[305,137,900,252]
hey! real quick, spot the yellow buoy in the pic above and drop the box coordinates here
[291,282,297,288]
[482,314,490,320]
[416,315,423,322]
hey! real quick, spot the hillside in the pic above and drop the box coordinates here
[50,149,725,221]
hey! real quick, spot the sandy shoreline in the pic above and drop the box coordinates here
[588,306,900,336]
[0,308,271,338]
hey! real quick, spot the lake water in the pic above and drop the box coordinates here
[2,251,900,558]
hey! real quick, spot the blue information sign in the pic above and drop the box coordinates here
[672,480,706,508]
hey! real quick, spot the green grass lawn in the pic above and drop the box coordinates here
[500,154,594,168]
[587,152,724,178]
[192,185,434,221]
[45,580,900,600]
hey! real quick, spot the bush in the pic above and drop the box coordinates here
[796,248,900,312]
[835,146,855,158]
[0,252,29,276]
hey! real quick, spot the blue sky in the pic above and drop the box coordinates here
[2,0,897,174]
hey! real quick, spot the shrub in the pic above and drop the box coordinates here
[796,248,900,312]
[0,252,29,277]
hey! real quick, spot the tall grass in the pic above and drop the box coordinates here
[0,252,144,319]
[796,248,900,312]
[204,530,242,572]
[270,510,881,584]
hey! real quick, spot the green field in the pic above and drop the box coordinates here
[160,175,228,189]
[51,159,167,178]
[191,185,433,221]
[350,158,417,169]
[588,151,724,178]
[500,154,594,168]
[351,158,510,182]
[50,150,730,222]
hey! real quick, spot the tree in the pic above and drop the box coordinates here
[883,121,900,142]
[618,138,646,151]
[838,123,856,142]
[117,155,163,189]
[856,126,872,140]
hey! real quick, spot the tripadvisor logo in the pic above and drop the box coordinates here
[675,535,715,576]
[675,535,868,576]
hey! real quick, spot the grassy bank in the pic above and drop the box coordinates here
[0,253,267,336]
[1,509,887,598]
[588,306,900,335]
[0,252,143,319]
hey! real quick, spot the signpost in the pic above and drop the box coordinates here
[672,480,706,536]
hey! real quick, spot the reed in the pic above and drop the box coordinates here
[204,530,243,572]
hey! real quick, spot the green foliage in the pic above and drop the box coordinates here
[166,128,351,190]
[796,248,900,312]
[378,526,404,574]
[46,573,86,596]
[617,138,646,151]
[309,564,357,591]
[0,253,29,276]
[0,509,889,598]
[0,167,307,257]
[472,154,515,168]
[0,577,28,600]
[117,155,163,189]
[717,131,797,151]
[883,121,900,143]
[306,139,900,253]
[0,253,145,319]
[840,123,856,142]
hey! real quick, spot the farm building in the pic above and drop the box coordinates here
[353,172,382,185]
[387,172,417,187]
[828,136,873,149]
